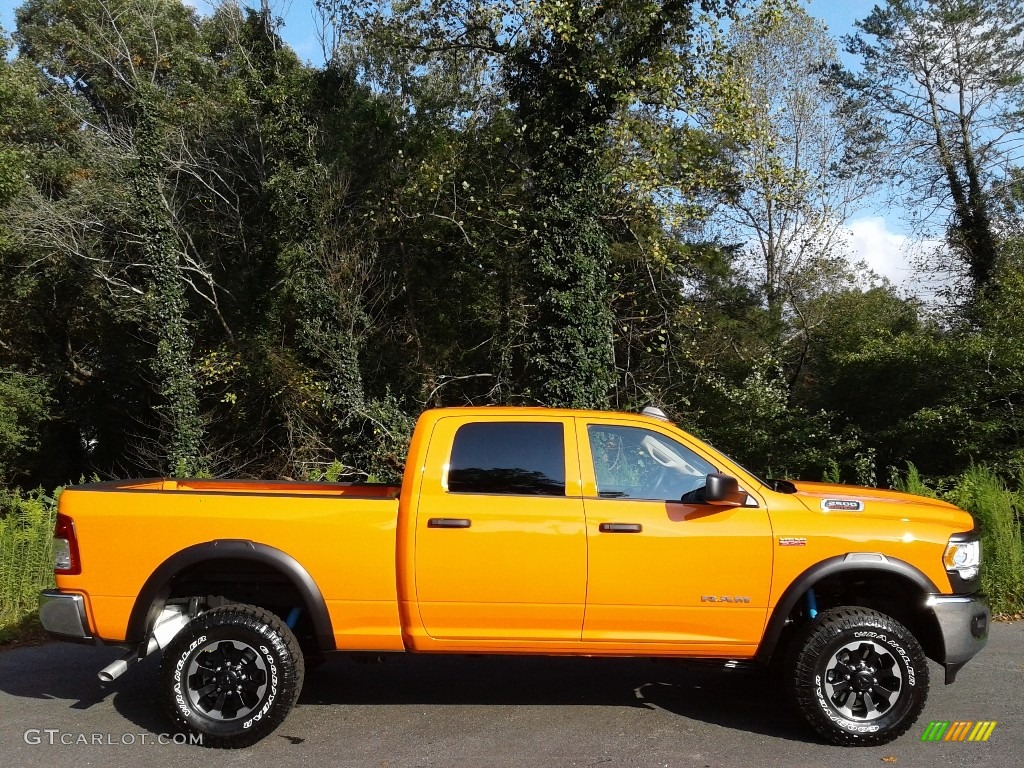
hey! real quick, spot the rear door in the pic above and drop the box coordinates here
[414,415,587,642]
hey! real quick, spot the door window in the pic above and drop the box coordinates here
[448,422,566,496]
[588,425,716,501]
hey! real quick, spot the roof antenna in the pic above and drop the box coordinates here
[641,406,669,421]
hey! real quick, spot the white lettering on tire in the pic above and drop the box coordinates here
[243,644,279,730]
[813,674,881,732]
[173,634,206,717]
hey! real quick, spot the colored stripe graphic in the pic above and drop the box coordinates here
[921,720,996,742]
[970,721,997,742]
[945,721,972,741]
[921,721,950,741]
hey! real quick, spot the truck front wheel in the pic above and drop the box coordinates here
[160,603,304,748]
[789,606,928,746]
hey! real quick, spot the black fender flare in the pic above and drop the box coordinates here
[755,554,940,664]
[126,540,335,651]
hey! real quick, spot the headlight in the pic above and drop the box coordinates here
[943,538,980,581]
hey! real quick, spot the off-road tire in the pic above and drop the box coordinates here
[789,606,928,746]
[160,603,304,748]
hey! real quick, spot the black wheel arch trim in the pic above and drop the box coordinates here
[755,554,940,664]
[126,540,335,651]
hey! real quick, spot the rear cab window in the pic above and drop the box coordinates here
[447,422,567,496]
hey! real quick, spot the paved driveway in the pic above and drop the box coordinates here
[1,622,1021,767]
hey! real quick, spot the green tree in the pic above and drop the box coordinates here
[840,0,1024,308]
[0,368,51,483]
[717,2,880,331]
[513,0,746,407]
[15,0,215,476]
[795,272,1024,480]
[0,25,126,485]
[325,0,746,409]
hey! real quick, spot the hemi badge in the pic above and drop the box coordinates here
[779,537,806,547]
[821,498,864,512]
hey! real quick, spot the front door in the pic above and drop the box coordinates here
[579,419,773,649]
[414,416,587,642]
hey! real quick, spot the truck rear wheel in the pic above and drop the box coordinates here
[160,603,304,748]
[789,606,928,746]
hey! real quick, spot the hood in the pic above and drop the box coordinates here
[788,480,972,528]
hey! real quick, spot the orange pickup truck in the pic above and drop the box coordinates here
[39,406,988,748]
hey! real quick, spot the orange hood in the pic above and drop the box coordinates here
[788,480,973,529]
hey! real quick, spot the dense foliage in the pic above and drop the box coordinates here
[0,0,1023,503]
[0,487,57,634]
[894,464,1024,616]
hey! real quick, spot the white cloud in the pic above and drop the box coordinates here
[844,216,948,299]
[846,216,915,283]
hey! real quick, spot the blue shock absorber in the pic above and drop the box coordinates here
[806,588,818,620]
[286,607,301,629]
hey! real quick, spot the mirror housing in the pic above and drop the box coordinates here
[702,473,747,507]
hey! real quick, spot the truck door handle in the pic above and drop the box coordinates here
[599,523,643,533]
[427,518,472,529]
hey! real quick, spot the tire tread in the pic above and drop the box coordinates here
[160,603,305,748]
[789,606,928,747]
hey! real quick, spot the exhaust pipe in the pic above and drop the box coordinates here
[98,604,192,682]
[99,636,159,682]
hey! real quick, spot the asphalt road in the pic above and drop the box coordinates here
[1,622,1021,768]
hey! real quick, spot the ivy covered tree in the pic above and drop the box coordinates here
[323,0,746,409]
[840,0,1024,309]
[15,0,216,476]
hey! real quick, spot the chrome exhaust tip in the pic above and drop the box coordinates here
[98,636,160,682]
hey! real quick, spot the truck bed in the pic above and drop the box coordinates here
[56,478,404,650]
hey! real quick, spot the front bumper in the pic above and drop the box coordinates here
[39,589,94,643]
[927,593,989,684]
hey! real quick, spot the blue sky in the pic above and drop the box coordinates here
[806,0,873,43]
[0,0,921,285]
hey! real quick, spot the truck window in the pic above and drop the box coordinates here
[448,422,566,496]
[588,425,716,501]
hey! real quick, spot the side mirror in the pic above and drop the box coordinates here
[701,473,747,507]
